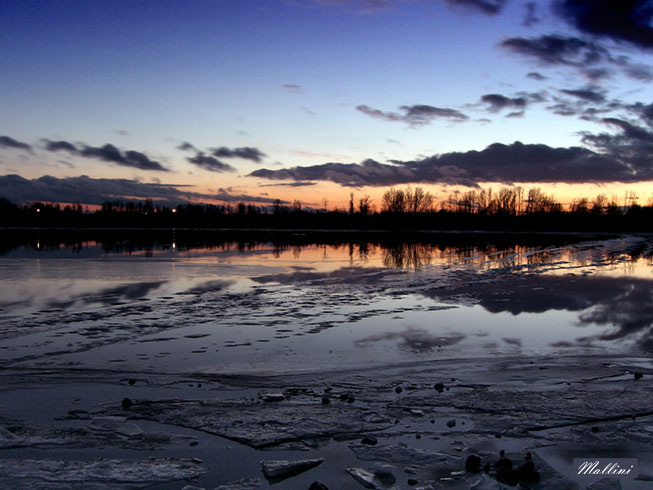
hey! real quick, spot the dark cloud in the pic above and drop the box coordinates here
[81,144,167,171]
[501,34,652,81]
[0,136,31,152]
[581,118,653,175]
[250,139,649,186]
[559,88,606,103]
[42,140,167,171]
[555,0,653,49]
[211,146,266,162]
[443,0,506,15]
[357,104,468,127]
[0,174,189,205]
[505,110,525,118]
[481,94,528,112]
[283,84,303,93]
[0,174,285,206]
[629,102,653,127]
[582,118,653,158]
[545,88,620,120]
[177,141,198,152]
[44,140,79,153]
[186,153,236,173]
[547,101,579,117]
[500,35,609,74]
[526,71,547,81]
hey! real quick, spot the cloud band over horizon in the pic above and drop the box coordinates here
[250,139,648,187]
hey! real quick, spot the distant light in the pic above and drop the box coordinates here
[172,208,177,213]
[36,208,40,213]
[172,241,176,250]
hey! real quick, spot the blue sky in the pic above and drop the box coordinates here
[2,0,653,207]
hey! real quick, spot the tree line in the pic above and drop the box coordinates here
[0,185,651,231]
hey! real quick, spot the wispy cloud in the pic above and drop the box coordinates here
[501,34,653,82]
[211,146,266,162]
[43,139,168,171]
[0,136,32,152]
[443,0,506,15]
[282,84,303,93]
[357,104,468,127]
[480,94,528,112]
[177,141,198,152]
[186,153,236,173]
[526,71,547,81]
[559,87,606,103]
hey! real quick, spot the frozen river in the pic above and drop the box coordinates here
[1,231,652,374]
[1,230,652,489]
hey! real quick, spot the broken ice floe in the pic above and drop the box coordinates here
[260,458,323,481]
[346,466,399,489]
[0,458,205,489]
[105,398,394,447]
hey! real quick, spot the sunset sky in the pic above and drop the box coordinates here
[2,0,653,209]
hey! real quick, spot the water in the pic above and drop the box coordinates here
[1,231,652,374]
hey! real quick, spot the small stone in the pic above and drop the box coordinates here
[465,455,482,473]
[321,396,330,404]
[308,481,328,490]
[395,386,403,394]
[361,436,378,445]
[634,372,643,380]
[407,478,418,485]
[434,382,445,393]
[128,379,136,386]
[495,451,516,486]
[121,397,133,410]
[415,433,421,439]
[591,426,600,432]
[347,396,355,403]
[189,440,199,447]
[446,419,456,428]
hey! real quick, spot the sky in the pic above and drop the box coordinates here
[2,0,653,209]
